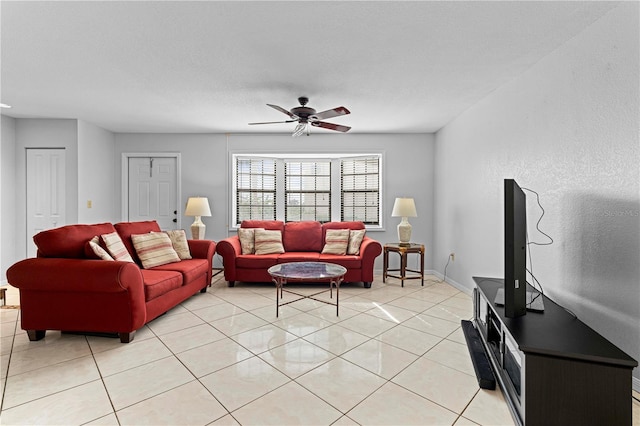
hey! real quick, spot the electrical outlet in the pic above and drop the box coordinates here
[450,252,455,262]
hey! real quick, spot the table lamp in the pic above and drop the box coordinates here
[392,197,417,246]
[184,197,211,240]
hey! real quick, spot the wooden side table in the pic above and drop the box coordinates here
[383,243,425,287]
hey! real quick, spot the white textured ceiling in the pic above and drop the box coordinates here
[0,1,619,134]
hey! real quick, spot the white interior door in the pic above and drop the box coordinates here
[128,157,178,230]
[26,148,66,257]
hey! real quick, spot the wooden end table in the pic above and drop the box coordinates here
[383,243,425,287]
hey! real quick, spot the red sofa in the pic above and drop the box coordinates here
[216,220,382,288]
[6,221,215,343]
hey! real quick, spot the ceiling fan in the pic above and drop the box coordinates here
[249,97,351,137]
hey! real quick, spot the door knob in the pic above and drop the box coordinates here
[174,210,177,215]
[173,218,177,223]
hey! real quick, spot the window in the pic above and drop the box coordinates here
[235,158,276,224]
[285,160,331,222]
[232,154,381,227]
[341,157,380,224]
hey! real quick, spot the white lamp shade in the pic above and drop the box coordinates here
[391,197,417,217]
[185,197,212,217]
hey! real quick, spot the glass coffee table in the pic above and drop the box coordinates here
[268,262,347,317]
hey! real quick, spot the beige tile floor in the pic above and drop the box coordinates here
[0,275,637,426]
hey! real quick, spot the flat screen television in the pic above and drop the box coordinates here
[502,178,527,318]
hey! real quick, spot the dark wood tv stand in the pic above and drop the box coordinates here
[471,277,637,426]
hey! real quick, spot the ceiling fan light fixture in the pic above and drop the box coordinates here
[292,122,307,137]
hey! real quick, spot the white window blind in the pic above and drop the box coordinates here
[235,158,276,223]
[341,156,380,225]
[285,160,331,222]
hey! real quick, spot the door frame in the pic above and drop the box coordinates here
[121,152,182,228]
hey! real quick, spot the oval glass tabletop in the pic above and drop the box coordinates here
[267,262,347,280]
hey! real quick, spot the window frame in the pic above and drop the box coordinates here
[230,153,383,229]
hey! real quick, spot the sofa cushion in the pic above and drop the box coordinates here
[140,269,183,302]
[152,258,209,283]
[114,221,162,264]
[347,229,366,255]
[318,254,362,269]
[101,232,135,263]
[237,254,279,269]
[255,229,285,255]
[131,232,181,269]
[87,236,114,261]
[278,252,320,262]
[321,229,350,255]
[283,221,323,252]
[241,220,284,232]
[33,222,117,258]
[165,230,192,260]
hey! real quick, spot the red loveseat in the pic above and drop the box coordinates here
[216,220,382,288]
[6,221,215,343]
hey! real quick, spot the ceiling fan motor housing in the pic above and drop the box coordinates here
[290,106,316,121]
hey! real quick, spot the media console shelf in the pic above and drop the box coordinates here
[472,277,637,426]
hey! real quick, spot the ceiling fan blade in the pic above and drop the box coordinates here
[310,121,351,132]
[267,104,297,119]
[312,106,350,121]
[248,120,297,125]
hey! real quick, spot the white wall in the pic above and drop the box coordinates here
[77,120,117,223]
[434,2,639,383]
[115,132,435,271]
[114,133,228,244]
[1,115,17,282]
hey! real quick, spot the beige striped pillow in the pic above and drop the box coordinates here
[347,229,366,255]
[322,229,350,255]
[101,232,135,262]
[238,228,264,254]
[254,229,284,255]
[164,230,192,260]
[131,232,181,269]
[89,236,114,261]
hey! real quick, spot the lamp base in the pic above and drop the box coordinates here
[397,218,412,245]
[190,217,206,240]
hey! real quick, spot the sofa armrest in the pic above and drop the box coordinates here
[187,240,216,283]
[359,237,383,282]
[215,237,241,282]
[7,258,144,293]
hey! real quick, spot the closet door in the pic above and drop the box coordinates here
[26,148,66,257]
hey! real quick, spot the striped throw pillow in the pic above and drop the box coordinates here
[347,229,366,255]
[238,228,263,254]
[322,229,350,255]
[164,230,192,260]
[89,236,114,261]
[254,229,284,255]
[131,232,181,269]
[101,232,135,262]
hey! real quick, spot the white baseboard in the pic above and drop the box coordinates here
[429,270,473,295]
